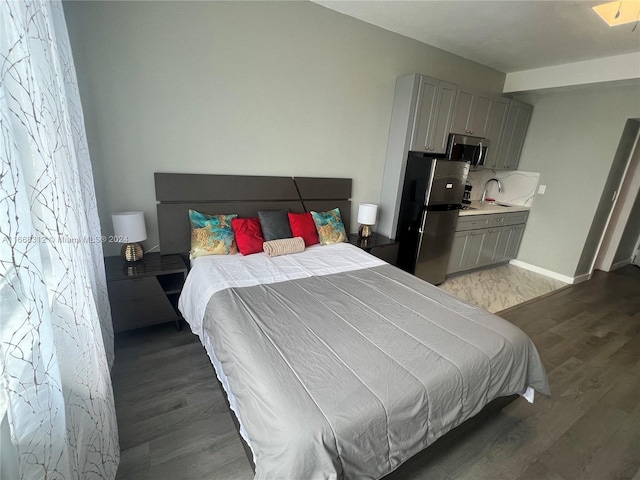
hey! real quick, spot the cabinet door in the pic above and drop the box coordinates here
[431,81,457,153]
[411,78,439,152]
[497,101,533,170]
[493,226,511,264]
[506,224,525,259]
[461,229,485,270]
[411,77,457,153]
[479,227,501,266]
[451,90,492,138]
[450,90,474,135]
[468,93,493,138]
[495,104,517,169]
[503,103,532,170]
[483,97,509,169]
[447,230,469,274]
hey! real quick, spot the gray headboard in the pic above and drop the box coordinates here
[155,173,352,255]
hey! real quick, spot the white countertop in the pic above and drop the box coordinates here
[459,200,530,216]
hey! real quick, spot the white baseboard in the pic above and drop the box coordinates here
[572,273,592,284]
[610,258,632,271]
[508,259,591,285]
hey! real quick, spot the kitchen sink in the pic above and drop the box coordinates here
[484,202,513,207]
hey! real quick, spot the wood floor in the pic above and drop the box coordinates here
[112,266,640,480]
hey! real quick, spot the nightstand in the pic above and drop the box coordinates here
[348,233,399,266]
[104,253,187,333]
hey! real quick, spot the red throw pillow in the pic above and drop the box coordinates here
[231,217,264,255]
[288,212,319,247]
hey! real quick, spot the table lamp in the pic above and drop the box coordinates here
[357,203,378,238]
[112,211,147,262]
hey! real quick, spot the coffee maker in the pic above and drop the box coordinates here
[462,183,472,205]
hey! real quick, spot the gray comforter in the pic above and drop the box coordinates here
[203,264,550,480]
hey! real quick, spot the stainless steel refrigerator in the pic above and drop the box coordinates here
[396,152,469,285]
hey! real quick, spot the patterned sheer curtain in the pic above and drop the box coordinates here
[1,1,118,478]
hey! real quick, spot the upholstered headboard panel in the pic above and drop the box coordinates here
[155,173,352,255]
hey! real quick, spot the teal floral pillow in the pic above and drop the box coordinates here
[311,208,347,246]
[189,210,238,258]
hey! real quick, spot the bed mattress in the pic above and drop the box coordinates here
[179,243,550,479]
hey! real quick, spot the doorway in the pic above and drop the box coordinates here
[590,120,640,273]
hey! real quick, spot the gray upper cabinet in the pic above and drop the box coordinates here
[450,90,493,138]
[379,72,534,242]
[450,93,533,171]
[495,100,533,170]
[410,76,457,154]
[379,74,458,238]
[483,97,510,169]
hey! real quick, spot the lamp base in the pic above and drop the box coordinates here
[121,242,144,262]
[358,224,372,238]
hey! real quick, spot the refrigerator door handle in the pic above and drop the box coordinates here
[417,209,428,234]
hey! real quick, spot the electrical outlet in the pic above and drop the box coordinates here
[538,184,547,194]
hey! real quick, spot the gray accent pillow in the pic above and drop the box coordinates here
[258,209,293,241]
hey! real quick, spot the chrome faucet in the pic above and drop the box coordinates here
[482,178,503,202]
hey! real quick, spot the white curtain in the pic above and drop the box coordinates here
[0,1,118,479]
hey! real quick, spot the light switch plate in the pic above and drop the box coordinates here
[538,185,547,194]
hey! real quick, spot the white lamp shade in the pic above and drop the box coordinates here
[112,211,147,243]
[357,203,378,225]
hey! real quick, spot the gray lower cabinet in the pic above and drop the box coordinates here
[447,211,529,275]
[447,226,501,274]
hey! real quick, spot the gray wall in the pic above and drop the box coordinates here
[63,1,505,255]
[515,81,640,278]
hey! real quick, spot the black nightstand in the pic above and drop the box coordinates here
[348,233,399,266]
[104,253,187,333]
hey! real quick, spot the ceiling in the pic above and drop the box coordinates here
[313,1,640,73]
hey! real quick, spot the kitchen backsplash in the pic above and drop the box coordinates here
[467,169,540,206]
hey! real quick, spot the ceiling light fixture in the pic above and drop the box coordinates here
[592,0,640,26]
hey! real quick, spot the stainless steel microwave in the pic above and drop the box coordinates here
[446,134,487,170]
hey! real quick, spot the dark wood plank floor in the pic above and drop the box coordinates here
[113,266,640,480]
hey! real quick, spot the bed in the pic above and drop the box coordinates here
[155,173,550,480]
